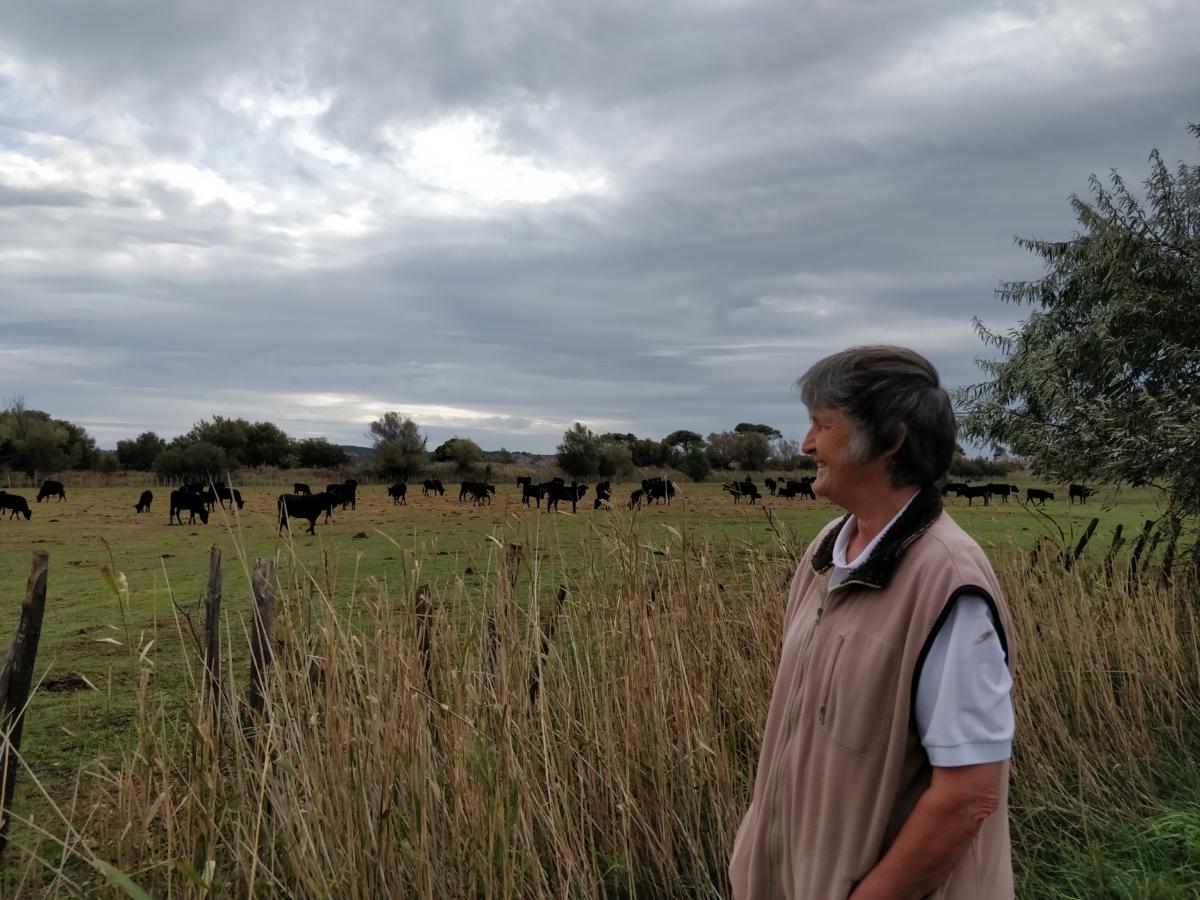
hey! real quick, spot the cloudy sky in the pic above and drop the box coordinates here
[1,0,1196,453]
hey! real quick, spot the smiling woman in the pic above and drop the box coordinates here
[730,346,1017,900]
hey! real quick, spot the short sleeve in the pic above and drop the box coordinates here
[915,593,1014,767]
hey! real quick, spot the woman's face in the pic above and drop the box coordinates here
[801,407,870,506]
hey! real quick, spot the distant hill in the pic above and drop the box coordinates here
[338,445,375,463]
[338,445,554,466]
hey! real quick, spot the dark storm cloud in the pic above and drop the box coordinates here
[0,0,1197,451]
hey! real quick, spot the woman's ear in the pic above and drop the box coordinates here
[882,423,907,460]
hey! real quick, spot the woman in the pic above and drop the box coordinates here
[729,346,1016,900]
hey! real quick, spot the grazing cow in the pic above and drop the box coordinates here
[421,478,445,496]
[134,490,153,513]
[526,479,565,509]
[628,488,645,510]
[461,482,496,505]
[941,482,969,498]
[545,482,587,512]
[986,484,1020,503]
[1026,488,1054,505]
[724,480,761,504]
[326,479,358,510]
[593,481,612,510]
[960,484,991,506]
[764,477,777,495]
[388,483,408,505]
[293,482,311,495]
[0,494,32,521]
[169,489,209,525]
[1069,483,1093,504]
[278,492,337,535]
[780,479,816,500]
[36,479,66,502]
[213,484,245,510]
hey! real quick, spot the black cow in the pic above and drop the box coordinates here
[293,482,311,495]
[134,490,153,513]
[213,484,244,510]
[986,483,1019,503]
[593,481,612,510]
[183,481,206,494]
[421,478,445,496]
[526,478,565,509]
[642,477,676,505]
[326,479,358,510]
[0,494,32,521]
[724,480,761,504]
[461,482,496,505]
[628,488,645,510]
[960,484,991,506]
[278,492,337,535]
[36,479,66,502]
[169,490,209,525]
[1026,488,1054,505]
[780,479,816,500]
[545,482,587,512]
[1069,483,1093,504]
[764,477,777,495]
[516,476,532,489]
[941,482,969,498]
[388,483,408,505]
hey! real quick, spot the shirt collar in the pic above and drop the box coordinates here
[830,490,920,572]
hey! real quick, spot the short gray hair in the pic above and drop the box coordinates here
[795,346,956,487]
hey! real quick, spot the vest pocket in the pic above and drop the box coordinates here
[818,636,845,725]
[816,627,901,755]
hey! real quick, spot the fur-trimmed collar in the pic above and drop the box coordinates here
[810,484,944,590]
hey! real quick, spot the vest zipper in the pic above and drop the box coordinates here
[766,579,833,891]
[818,635,845,725]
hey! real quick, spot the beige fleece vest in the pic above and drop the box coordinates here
[729,511,1016,900]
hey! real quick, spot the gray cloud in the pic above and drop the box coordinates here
[0,0,1196,452]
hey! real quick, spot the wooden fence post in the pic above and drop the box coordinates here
[203,546,222,729]
[415,584,433,696]
[1127,519,1156,586]
[1159,517,1182,585]
[1068,517,1100,569]
[529,586,567,708]
[1103,524,1125,583]
[0,551,49,861]
[248,559,276,720]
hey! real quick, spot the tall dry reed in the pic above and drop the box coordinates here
[12,518,1200,898]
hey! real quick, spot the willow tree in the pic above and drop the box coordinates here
[960,125,1200,521]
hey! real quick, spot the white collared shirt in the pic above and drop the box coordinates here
[826,497,1014,767]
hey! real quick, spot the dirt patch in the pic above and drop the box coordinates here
[43,671,94,692]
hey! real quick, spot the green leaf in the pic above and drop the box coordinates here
[93,859,155,900]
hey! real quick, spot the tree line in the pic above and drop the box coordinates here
[1,400,1020,483]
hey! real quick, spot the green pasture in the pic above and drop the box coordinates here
[0,478,1177,881]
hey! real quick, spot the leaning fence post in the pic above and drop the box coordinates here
[0,551,49,862]
[1159,517,1182,585]
[203,546,223,729]
[248,559,276,720]
[1127,519,1156,586]
[1068,517,1100,569]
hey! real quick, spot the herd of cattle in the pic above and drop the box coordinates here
[0,474,1101,533]
[717,476,1096,507]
